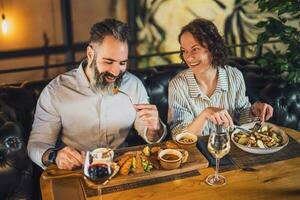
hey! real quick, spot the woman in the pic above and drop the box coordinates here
[168,18,273,137]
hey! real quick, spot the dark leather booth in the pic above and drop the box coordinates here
[0,57,299,199]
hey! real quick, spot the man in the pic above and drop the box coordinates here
[27,19,166,170]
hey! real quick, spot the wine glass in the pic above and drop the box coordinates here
[89,162,112,200]
[84,151,113,200]
[205,130,230,186]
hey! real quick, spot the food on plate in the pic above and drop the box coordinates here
[116,149,155,175]
[142,146,150,156]
[178,149,189,163]
[166,141,179,149]
[141,157,154,172]
[175,132,198,150]
[233,124,284,148]
[141,155,160,169]
[117,154,133,167]
[179,136,195,144]
[114,141,191,176]
[120,157,133,175]
[150,146,161,154]
[133,153,144,173]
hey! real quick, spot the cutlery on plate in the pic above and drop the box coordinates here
[232,126,252,134]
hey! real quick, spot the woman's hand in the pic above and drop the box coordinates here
[204,107,234,128]
[251,102,273,123]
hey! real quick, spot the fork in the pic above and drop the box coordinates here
[232,118,262,134]
[115,88,134,105]
[232,125,252,134]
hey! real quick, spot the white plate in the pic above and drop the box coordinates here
[231,122,289,154]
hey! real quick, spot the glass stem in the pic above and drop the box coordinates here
[98,186,102,200]
[215,158,220,181]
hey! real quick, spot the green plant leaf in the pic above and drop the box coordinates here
[255,0,300,83]
[280,63,289,71]
[256,21,268,28]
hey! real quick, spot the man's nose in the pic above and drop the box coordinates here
[110,64,122,76]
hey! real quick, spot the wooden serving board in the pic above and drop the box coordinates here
[83,142,209,188]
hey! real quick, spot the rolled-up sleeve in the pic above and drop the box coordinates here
[27,86,61,169]
[168,78,194,138]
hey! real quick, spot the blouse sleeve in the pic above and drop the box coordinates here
[168,77,194,138]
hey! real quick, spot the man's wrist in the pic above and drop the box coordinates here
[146,122,164,142]
[42,148,59,167]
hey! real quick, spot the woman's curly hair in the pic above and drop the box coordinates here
[178,18,227,68]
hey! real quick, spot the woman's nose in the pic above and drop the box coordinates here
[185,53,194,63]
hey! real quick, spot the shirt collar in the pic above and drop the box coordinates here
[76,59,91,88]
[186,69,203,98]
[186,67,228,98]
[216,67,229,92]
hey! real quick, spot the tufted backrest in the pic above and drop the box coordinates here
[0,87,37,145]
[242,69,300,131]
[0,100,32,199]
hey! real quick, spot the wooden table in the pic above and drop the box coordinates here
[41,127,300,200]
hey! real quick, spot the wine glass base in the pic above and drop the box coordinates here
[205,174,226,186]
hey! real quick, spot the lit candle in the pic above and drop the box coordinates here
[2,13,8,34]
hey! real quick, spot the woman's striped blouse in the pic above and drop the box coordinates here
[168,65,255,137]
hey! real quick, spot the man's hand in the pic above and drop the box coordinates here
[204,107,234,128]
[134,104,162,142]
[56,146,85,170]
[251,102,273,123]
[135,104,161,131]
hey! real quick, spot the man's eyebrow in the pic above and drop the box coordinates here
[120,59,128,63]
[103,58,116,62]
[103,57,128,63]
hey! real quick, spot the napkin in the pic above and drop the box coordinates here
[197,139,233,167]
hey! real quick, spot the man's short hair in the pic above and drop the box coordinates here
[89,18,129,45]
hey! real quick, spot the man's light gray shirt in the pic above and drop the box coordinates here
[168,65,254,137]
[28,62,166,168]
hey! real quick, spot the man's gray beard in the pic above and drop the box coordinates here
[90,58,121,95]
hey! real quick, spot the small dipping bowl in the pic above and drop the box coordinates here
[175,132,198,150]
[158,149,183,170]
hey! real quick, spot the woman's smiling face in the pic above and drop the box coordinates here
[180,31,213,73]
